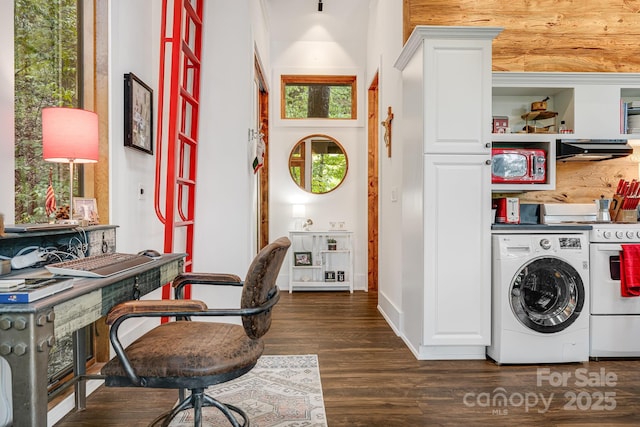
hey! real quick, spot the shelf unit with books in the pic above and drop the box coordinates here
[288,230,353,293]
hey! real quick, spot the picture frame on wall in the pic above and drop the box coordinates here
[73,198,98,223]
[294,252,312,266]
[124,72,154,154]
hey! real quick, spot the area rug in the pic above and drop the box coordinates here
[169,354,327,427]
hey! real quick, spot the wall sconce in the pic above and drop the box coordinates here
[42,107,99,218]
[318,0,323,12]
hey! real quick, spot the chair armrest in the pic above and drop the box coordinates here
[105,299,208,325]
[172,272,243,299]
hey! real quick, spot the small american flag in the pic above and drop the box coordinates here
[45,173,56,216]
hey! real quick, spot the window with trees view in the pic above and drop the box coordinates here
[14,0,80,223]
[281,75,357,119]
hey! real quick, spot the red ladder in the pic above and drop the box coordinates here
[155,0,204,302]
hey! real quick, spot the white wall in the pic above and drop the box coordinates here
[267,0,370,291]
[109,0,165,255]
[366,1,405,329]
[193,0,256,275]
[0,1,15,224]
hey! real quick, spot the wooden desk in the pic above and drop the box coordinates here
[0,253,184,427]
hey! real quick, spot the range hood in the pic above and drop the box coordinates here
[556,138,633,161]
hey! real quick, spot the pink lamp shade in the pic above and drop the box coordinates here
[42,107,99,163]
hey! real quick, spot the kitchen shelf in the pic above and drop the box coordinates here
[491,74,575,192]
[492,78,574,137]
[521,110,558,133]
[521,111,558,121]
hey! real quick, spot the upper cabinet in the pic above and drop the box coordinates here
[491,72,640,192]
[492,73,640,140]
[395,26,502,155]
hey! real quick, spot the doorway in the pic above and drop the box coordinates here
[255,54,270,250]
[367,72,379,292]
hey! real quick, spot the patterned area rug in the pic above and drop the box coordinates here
[169,354,327,427]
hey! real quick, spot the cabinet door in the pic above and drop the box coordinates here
[423,154,491,346]
[423,39,493,155]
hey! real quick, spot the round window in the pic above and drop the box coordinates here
[288,134,348,194]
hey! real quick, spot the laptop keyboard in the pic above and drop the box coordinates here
[45,253,155,278]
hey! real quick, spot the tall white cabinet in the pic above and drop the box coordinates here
[395,26,502,360]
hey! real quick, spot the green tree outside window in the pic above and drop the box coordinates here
[14,0,79,222]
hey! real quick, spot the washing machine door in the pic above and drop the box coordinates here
[510,256,585,334]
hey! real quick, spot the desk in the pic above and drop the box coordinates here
[0,253,184,427]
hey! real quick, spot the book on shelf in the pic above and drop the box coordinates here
[0,277,73,303]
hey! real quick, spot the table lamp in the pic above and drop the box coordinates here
[292,204,313,231]
[292,204,305,230]
[42,107,99,218]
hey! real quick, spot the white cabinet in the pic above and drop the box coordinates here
[395,26,501,360]
[396,26,496,155]
[288,231,353,293]
[423,154,492,344]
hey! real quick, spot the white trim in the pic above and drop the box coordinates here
[272,67,365,128]
[394,25,503,71]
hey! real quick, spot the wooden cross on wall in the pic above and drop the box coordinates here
[381,106,394,157]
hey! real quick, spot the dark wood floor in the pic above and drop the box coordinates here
[56,291,640,426]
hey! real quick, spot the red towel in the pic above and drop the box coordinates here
[620,244,640,297]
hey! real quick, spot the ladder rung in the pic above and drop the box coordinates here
[181,41,200,67]
[180,88,199,107]
[177,177,196,186]
[175,220,195,227]
[178,132,197,146]
[183,1,202,26]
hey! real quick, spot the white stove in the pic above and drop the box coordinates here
[542,203,640,242]
[542,203,640,358]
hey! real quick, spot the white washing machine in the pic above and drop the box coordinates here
[488,232,590,364]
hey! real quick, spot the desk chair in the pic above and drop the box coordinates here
[100,237,291,426]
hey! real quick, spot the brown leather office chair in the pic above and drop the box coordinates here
[100,237,291,427]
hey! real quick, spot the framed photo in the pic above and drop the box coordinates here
[294,252,312,266]
[73,198,98,223]
[124,73,154,154]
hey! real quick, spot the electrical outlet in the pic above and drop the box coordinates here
[138,184,145,200]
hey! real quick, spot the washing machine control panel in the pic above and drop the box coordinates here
[539,238,551,250]
[535,237,584,251]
